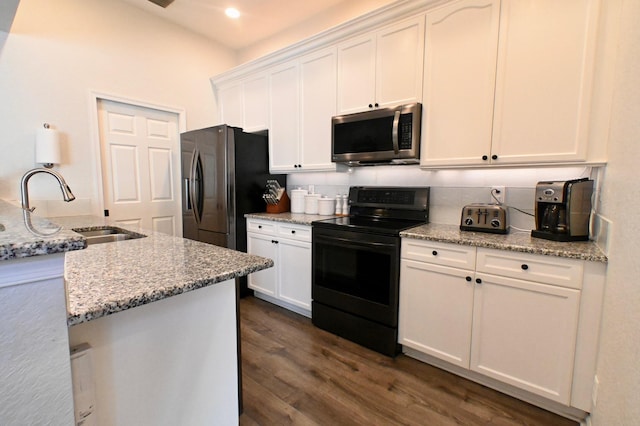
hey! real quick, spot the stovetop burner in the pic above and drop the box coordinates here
[313,216,425,235]
[312,186,430,235]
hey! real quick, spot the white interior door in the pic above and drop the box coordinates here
[97,99,181,236]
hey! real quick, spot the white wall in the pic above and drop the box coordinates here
[0,254,74,425]
[0,0,236,214]
[237,0,397,64]
[590,0,640,423]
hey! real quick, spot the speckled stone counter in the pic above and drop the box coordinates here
[0,200,86,261]
[52,216,274,326]
[246,212,607,262]
[245,212,340,225]
[401,223,608,263]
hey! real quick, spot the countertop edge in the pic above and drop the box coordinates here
[245,212,339,226]
[400,225,608,263]
[66,257,273,327]
[58,215,276,327]
[0,200,88,261]
[244,213,607,263]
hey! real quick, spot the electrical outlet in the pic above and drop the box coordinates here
[490,186,505,204]
[592,375,599,407]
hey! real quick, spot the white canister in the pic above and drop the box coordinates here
[304,194,321,214]
[290,188,308,213]
[317,197,335,215]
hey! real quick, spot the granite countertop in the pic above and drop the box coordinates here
[245,212,607,262]
[401,223,608,263]
[51,216,274,326]
[245,212,341,225]
[0,200,86,261]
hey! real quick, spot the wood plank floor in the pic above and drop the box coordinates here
[239,296,578,426]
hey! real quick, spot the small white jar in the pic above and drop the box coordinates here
[290,188,308,213]
[317,197,335,215]
[304,194,321,214]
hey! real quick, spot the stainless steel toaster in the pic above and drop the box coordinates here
[460,203,508,234]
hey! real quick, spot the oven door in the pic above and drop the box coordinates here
[312,227,400,327]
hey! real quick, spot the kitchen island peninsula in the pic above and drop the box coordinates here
[0,201,273,425]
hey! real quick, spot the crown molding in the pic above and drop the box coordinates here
[211,0,448,86]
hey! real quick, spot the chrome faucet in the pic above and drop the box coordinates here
[21,167,75,212]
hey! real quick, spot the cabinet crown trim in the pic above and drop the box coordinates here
[211,0,446,85]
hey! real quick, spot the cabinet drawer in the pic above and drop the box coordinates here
[246,219,277,235]
[476,248,584,289]
[277,223,312,242]
[402,239,476,270]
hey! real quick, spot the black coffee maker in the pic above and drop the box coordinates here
[531,178,593,242]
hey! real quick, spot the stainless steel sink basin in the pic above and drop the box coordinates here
[72,226,146,246]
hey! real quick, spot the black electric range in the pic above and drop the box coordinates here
[311,186,430,356]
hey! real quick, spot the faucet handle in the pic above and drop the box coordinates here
[23,206,36,213]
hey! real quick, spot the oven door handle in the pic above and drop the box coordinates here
[315,235,397,251]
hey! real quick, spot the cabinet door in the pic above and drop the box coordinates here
[299,47,337,172]
[337,33,376,114]
[278,238,312,311]
[268,61,300,172]
[420,0,500,167]
[243,74,269,132]
[217,83,243,127]
[399,260,475,368]
[470,273,580,404]
[376,16,425,108]
[246,232,277,296]
[490,0,597,164]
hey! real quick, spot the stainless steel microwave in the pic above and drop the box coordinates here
[331,103,422,166]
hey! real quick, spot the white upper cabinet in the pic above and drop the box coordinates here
[216,74,268,132]
[337,16,425,115]
[268,60,300,172]
[299,47,337,172]
[217,83,243,128]
[421,0,500,167]
[491,0,597,165]
[213,0,606,170]
[242,74,269,132]
[268,49,338,173]
[421,0,600,167]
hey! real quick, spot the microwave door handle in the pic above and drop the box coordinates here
[392,110,400,154]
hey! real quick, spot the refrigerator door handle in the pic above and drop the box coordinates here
[184,178,191,211]
[189,148,202,224]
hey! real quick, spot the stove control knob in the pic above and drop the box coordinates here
[464,217,474,226]
[490,218,501,228]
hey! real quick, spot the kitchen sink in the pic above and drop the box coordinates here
[72,226,146,246]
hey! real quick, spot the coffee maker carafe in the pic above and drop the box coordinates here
[532,178,593,242]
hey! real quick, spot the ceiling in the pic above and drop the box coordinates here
[117,0,368,51]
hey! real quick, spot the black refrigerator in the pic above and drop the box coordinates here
[181,124,285,296]
[181,125,285,414]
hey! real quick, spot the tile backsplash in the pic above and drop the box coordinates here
[287,164,599,234]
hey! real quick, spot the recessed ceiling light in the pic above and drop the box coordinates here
[225,7,241,19]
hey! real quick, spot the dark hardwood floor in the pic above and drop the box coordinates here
[239,296,578,426]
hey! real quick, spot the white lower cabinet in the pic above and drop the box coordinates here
[399,239,605,415]
[400,259,474,368]
[246,219,311,317]
[470,272,580,404]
